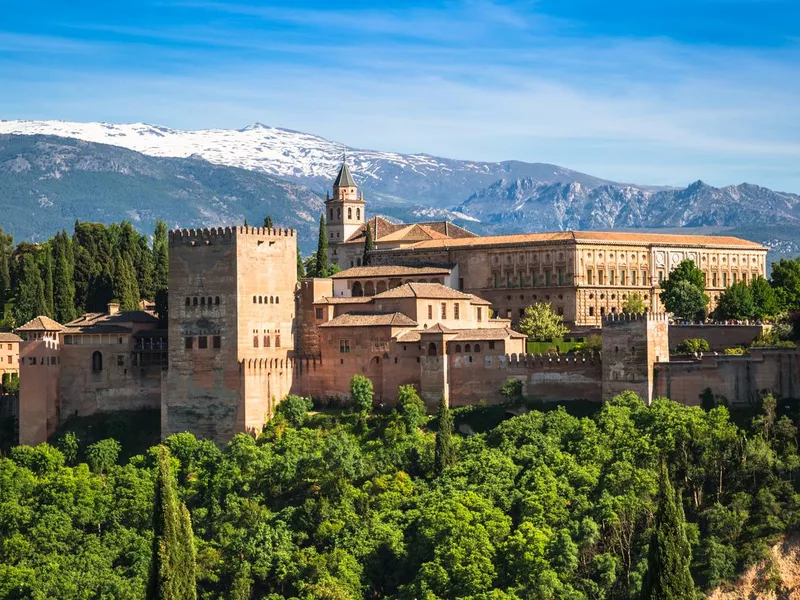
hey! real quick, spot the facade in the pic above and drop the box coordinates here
[14,160,787,447]
[0,332,21,388]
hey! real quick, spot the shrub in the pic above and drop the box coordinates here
[277,394,314,427]
[499,378,524,404]
[584,334,603,353]
[397,385,427,430]
[1,372,18,395]
[723,347,746,355]
[676,338,710,354]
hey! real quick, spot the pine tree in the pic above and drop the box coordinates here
[362,221,375,266]
[14,253,47,326]
[42,246,55,317]
[147,446,197,600]
[434,396,455,476]
[153,220,169,295]
[263,215,273,229]
[53,231,76,323]
[0,228,12,305]
[642,463,695,600]
[315,213,329,278]
[296,244,305,280]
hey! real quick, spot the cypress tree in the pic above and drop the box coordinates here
[263,215,273,229]
[296,244,305,280]
[153,220,169,294]
[362,221,375,266]
[315,213,329,278]
[643,463,695,600]
[136,236,155,301]
[14,253,47,326]
[42,246,55,317]
[114,253,140,311]
[434,396,455,476]
[0,228,12,305]
[147,446,197,600]
[53,231,76,323]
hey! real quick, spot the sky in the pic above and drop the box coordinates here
[1,0,800,191]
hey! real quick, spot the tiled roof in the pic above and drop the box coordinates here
[0,332,22,343]
[65,325,133,334]
[66,311,158,327]
[318,312,418,328]
[452,327,527,341]
[314,296,374,305]
[373,282,475,300]
[420,323,453,334]
[331,265,452,279]
[333,162,356,188]
[402,230,765,250]
[344,217,476,245]
[16,315,65,332]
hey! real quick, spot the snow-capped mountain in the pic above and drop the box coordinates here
[0,119,619,207]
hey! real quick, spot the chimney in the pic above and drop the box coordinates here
[107,302,120,316]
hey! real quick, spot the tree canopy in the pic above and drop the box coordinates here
[660,260,708,322]
[517,302,569,340]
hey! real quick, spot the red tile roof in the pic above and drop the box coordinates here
[318,312,418,328]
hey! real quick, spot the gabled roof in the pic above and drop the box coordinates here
[66,311,158,328]
[333,162,356,188]
[319,312,418,328]
[0,332,22,343]
[16,315,65,332]
[314,296,374,305]
[419,323,453,334]
[452,327,527,341]
[330,265,452,279]
[373,282,475,300]
[343,217,476,245]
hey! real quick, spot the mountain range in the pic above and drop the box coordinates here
[1,119,799,261]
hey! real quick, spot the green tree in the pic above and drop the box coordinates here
[749,275,779,320]
[770,257,800,310]
[86,438,121,474]
[622,292,646,314]
[676,338,710,354]
[263,215,273,229]
[315,214,329,278]
[41,246,55,317]
[642,464,694,600]
[715,281,754,321]
[153,220,169,294]
[397,384,427,431]
[58,432,80,466]
[499,378,524,404]
[147,446,197,600]
[434,396,455,475]
[662,280,708,322]
[114,252,141,311]
[277,394,314,427]
[14,253,47,326]
[362,222,375,266]
[296,245,305,279]
[350,374,374,419]
[52,231,76,323]
[0,227,12,304]
[517,302,569,340]
[136,235,155,301]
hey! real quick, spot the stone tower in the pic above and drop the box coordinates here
[326,160,365,265]
[601,313,669,404]
[163,226,298,443]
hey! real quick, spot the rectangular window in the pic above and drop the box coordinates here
[598,270,604,285]
[621,270,626,285]
[198,336,208,349]
[6,344,9,350]
[213,336,221,349]
[610,270,615,285]
[641,270,647,285]
[339,339,350,353]
[586,269,593,285]
[7,356,11,364]
[315,308,323,319]
[732,272,738,284]
[557,307,564,316]
[519,308,525,317]
[507,309,512,319]
[184,337,193,350]
[428,305,433,320]
[589,307,595,316]
[493,273,498,288]
[557,268,565,285]
[658,271,664,283]
[477,307,482,322]
[459,277,464,290]
[722,272,728,287]
[632,270,637,286]
[117,355,125,367]
[489,341,496,350]
[712,272,718,287]
[545,271,551,286]
[441,303,447,319]
[454,303,460,320]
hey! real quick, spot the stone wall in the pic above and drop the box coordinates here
[655,350,800,406]
[18,337,61,446]
[668,324,768,352]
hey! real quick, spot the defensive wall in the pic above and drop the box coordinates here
[668,323,768,352]
[655,349,800,406]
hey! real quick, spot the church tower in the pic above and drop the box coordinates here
[326,160,365,266]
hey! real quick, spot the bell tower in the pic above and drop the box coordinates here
[326,159,365,265]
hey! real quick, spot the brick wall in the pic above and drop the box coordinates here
[668,324,768,352]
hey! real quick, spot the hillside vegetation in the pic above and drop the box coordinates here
[2,390,799,599]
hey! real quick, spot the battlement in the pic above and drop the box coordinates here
[169,226,296,247]
[602,312,669,326]
[450,352,600,369]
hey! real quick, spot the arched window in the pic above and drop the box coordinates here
[275,297,279,304]
[192,297,198,306]
[201,297,206,306]
[92,351,103,372]
[253,336,259,348]
[215,296,220,305]
[330,209,334,221]
[207,297,212,306]
[348,207,352,219]
[474,344,481,353]
[465,344,472,352]
[455,344,462,353]
[270,296,274,304]
[427,342,437,356]
[275,335,281,347]
[352,282,363,297]
[258,296,263,304]
[356,208,361,220]
[185,297,190,306]
[253,295,257,303]
[364,281,375,296]
[337,208,341,219]
[264,335,270,348]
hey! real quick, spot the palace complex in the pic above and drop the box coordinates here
[14,161,799,447]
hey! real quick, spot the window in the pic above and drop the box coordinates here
[586,269,593,285]
[557,268,565,285]
[348,207,352,219]
[7,356,11,364]
[459,277,464,290]
[92,351,103,372]
[493,273,499,288]
[545,271,551,286]
[722,272,728,287]
[632,270,637,285]
[474,344,481,353]
[589,307,595,316]
[258,296,263,304]
[356,208,360,220]
[213,336,221,349]
[337,208,341,219]
[330,209,334,220]
[6,344,10,350]
[253,296,257,303]
[519,308,525,318]
[316,308,324,319]
[185,337,193,350]
[732,272,738,284]
[117,355,125,367]
[454,303,460,320]
[489,341,496,350]
[186,297,191,306]
[427,342,437,356]
[275,297,279,304]
[557,307,564,316]
[440,302,447,319]
[598,270,604,285]
[658,271,664,283]
[712,272,718,287]
[201,297,206,306]
[215,296,220,305]
[339,340,350,353]
[477,307,482,322]
[600,307,606,316]
[275,335,281,347]
[621,270,626,285]
[198,336,208,349]
[428,305,433,320]
[253,336,259,348]
[465,344,472,352]
[610,270,615,285]
[455,344,462,353]
[264,335,270,347]
[641,270,647,285]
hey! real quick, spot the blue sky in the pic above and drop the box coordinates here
[2,0,800,191]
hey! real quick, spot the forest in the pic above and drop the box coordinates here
[1,384,798,599]
[0,220,169,329]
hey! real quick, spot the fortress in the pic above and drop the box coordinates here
[15,162,800,446]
